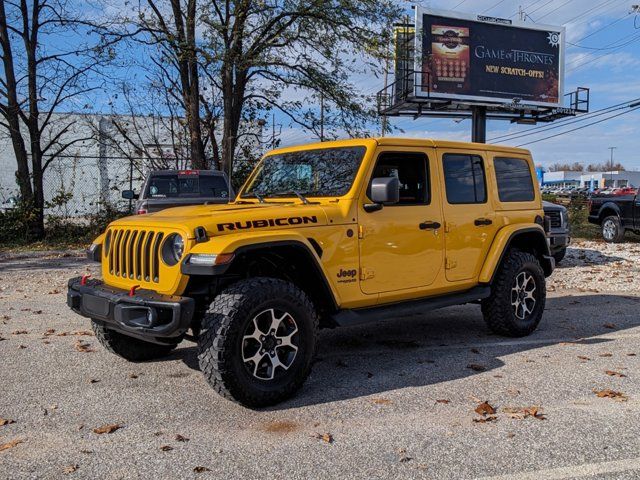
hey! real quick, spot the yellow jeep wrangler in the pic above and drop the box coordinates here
[68,138,554,407]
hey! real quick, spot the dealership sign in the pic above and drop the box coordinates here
[414,8,565,107]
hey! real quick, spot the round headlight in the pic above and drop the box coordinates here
[162,233,184,266]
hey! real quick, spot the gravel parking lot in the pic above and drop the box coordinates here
[1,242,640,479]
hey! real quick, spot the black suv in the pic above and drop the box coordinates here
[122,170,232,214]
[543,200,570,263]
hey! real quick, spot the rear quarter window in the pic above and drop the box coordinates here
[493,157,535,202]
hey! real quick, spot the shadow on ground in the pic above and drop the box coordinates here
[158,293,640,409]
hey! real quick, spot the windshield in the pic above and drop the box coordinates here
[241,146,366,198]
[145,174,229,199]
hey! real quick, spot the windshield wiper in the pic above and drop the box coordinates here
[243,192,265,203]
[271,190,310,204]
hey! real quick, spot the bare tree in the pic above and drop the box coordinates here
[547,162,585,172]
[0,0,115,238]
[587,162,626,172]
[116,0,398,180]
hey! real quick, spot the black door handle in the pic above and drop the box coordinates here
[419,221,441,230]
[474,218,493,226]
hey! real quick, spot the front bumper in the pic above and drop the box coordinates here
[548,232,570,252]
[67,277,195,342]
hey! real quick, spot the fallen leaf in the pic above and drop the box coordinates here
[0,438,23,451]
[0,418,15,426]
[74,340,95,353]
[594,389,628,401]
[160,445,173,451]
[470,348,480,354]
[72,331,94,336]
[603,323,616,329]
[599,353,613,357]
[436,399,450,404]
[627,353,637,357]
[193,466,211,473]
[175,434,189,442]
[48,289,61,294]
[33,310,43,315]
[88,379,100,384]
[44,329,56,336]
[577,355,590,361]
[605,370,627,378]
[93,424,122,434]
[12,330,27,335]
[63,464,78,474]
[312,432,333,444]
[366,372,374,378]
[128,373,138,379]
[473,416,497,423]
[475,401,496,416]
[467,363,487,372]
[0,336,5,341]
[372,398,393,405]
[502,406,546,420]
[18,345,26,349]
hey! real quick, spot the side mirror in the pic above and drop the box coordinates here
[122,190,138,200]
[365,177,399,212]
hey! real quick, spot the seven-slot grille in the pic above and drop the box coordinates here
[547,210,562,229]
[107,229,164,283]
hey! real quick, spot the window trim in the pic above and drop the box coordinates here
[493,156,535,203]
[442,153,488,205]
[367,151,431,206]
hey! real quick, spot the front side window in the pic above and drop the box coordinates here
[242,146,366,198]
[443,154,487,204]
[369,152,430,205]
[494,157,535,202]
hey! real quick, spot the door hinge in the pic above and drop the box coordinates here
[358,225,374,239]
[360,267,375,280]
[445,258,457,270]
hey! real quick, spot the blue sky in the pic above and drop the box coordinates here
[49,0,640,170]
[276,0,640,170]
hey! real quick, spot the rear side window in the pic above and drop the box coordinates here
[443,154,486,204]
[494,157,535,202]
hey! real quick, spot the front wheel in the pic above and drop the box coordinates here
[601,215,625,243]
[553,247,567,264]
[198,277,318,408]
[481,250,546,337]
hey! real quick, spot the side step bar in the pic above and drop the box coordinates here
[331,286,491,327]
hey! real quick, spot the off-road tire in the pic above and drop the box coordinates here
[481,249,546,337]
[601,215,625,243]
[91,320,177,361]
[198,277,318,408]
[553,247,567,264]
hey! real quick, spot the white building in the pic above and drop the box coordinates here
[542,170,640,189]
[0,113,263,216]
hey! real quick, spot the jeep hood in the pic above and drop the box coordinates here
[109,201,346,238]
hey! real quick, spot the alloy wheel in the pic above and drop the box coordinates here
[511,271,537,320]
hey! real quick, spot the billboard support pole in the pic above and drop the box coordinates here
[471,106,487,143]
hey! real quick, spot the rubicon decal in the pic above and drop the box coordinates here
[217,216,318,232]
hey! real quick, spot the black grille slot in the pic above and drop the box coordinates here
[547,210,562,228]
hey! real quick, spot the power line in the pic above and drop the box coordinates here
[567,31,640,50]
[567,34,640,72]
[536,0,575,21]
[514,105,640,147]
[573,12,631,43]
[489,98,640,143]
[561,0,619,25]
[482,0,509,14]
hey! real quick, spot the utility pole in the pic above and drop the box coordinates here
[609,146,617,187]
[518,5,525,21]
[381,37,391,137]
[319,93,325,142]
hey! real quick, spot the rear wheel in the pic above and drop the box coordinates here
[91,320,177,361]
[482,250,546,337]
[601,216,625,243]
[198,277,318,407]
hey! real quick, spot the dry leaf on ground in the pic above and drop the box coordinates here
[160,445,173,451]
[436,399,451,404]
[12,330,27,335]
[0,438,23,452]
[473,416,497,423]
[372,398,393,405]
[74,340,95,353]
[594,389,628,401]
[93,424,122,434]
[605,370,627,378]
[475,401,496,416]
[502,406,546,420]
[312,432,333,443]
[63,464,78,474]
[175,434,189,442]
[193,466,211,473]
[0,418,15,426]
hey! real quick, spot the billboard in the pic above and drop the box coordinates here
[415,8,565,107]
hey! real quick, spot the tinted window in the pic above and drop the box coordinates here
[146,174,229,198]
[494,157,535,202]
[243,146,365,198]
[443,154,486,204]
[370,152,429,205]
